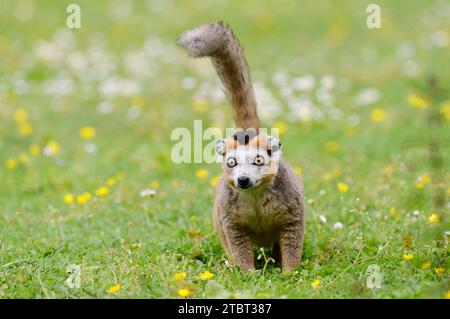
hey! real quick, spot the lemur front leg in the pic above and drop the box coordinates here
[279,222,304,271]
[223,223,255,272]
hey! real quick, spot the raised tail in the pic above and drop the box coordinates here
[177,22,260,130]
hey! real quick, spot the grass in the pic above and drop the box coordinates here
[0,0,449,298]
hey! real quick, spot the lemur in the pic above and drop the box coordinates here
[177,22,305,272]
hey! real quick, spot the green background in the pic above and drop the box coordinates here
[0,0,448,298]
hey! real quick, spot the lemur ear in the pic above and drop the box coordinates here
[267,136,282,156]
[215,139,226,155]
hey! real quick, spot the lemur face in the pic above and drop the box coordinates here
[216,131,281,190]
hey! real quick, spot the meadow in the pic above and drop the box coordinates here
[0,0,449,298]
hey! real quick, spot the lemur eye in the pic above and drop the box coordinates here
[226,157,237,167]
[253,155,265,166]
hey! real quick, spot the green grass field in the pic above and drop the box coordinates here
[0,0,449,298]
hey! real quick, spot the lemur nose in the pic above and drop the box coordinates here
[237,176,250,188]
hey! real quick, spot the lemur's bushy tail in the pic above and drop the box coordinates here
[177,22,260,130]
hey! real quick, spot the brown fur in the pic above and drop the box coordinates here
[225,138,238,150]
[224,133,271,153]
[177,22,260,130]
[248,134,269,151]
[213,159,305,271]
[178,23,306,272]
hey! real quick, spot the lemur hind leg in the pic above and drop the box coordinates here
[279,223,304,271]
[213,211,232,260]
[223,225,255,272]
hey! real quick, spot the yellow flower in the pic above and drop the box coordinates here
[178,288,191,297]
[435,267,445,274]
[294,166,302,176]
[384,165,394,175]
[199,271,214,281]
[337,182,349,193]
[173,272,187,281]
[403,253,414,260]
[149,180,160,189]
[195,169,209,180]
[95,186,109,197]
[419,175,431,184]
[440,101,450,121]
[29,144,40,156]
[192,98,209,112]
[273,121,287,135]
[132,96,145,107]
[6,159,17,169]
[408,93,430,109]
[415,182,424,190]
[106,177,117,186]
[329,20,348,42]
[389,207,399,219]
[311,279,321,288]
[421,262,431,270]
[190,215,198,222]
[43,140,60,156]
[64,194,75,204]
[13,108,28,124]
[18,122,33,136]
[326,141,340,152]
[210,175,220,187]
[188,226,201,240]
[444,291,450,299]
[108,284,121,294]
[370,108,387,123]
[427,213,440,224]
[76,192,91,205]
[79,126,96,139]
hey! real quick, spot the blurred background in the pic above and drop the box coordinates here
[0,0,448,298]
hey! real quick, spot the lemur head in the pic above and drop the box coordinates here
[216,129,282,190]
